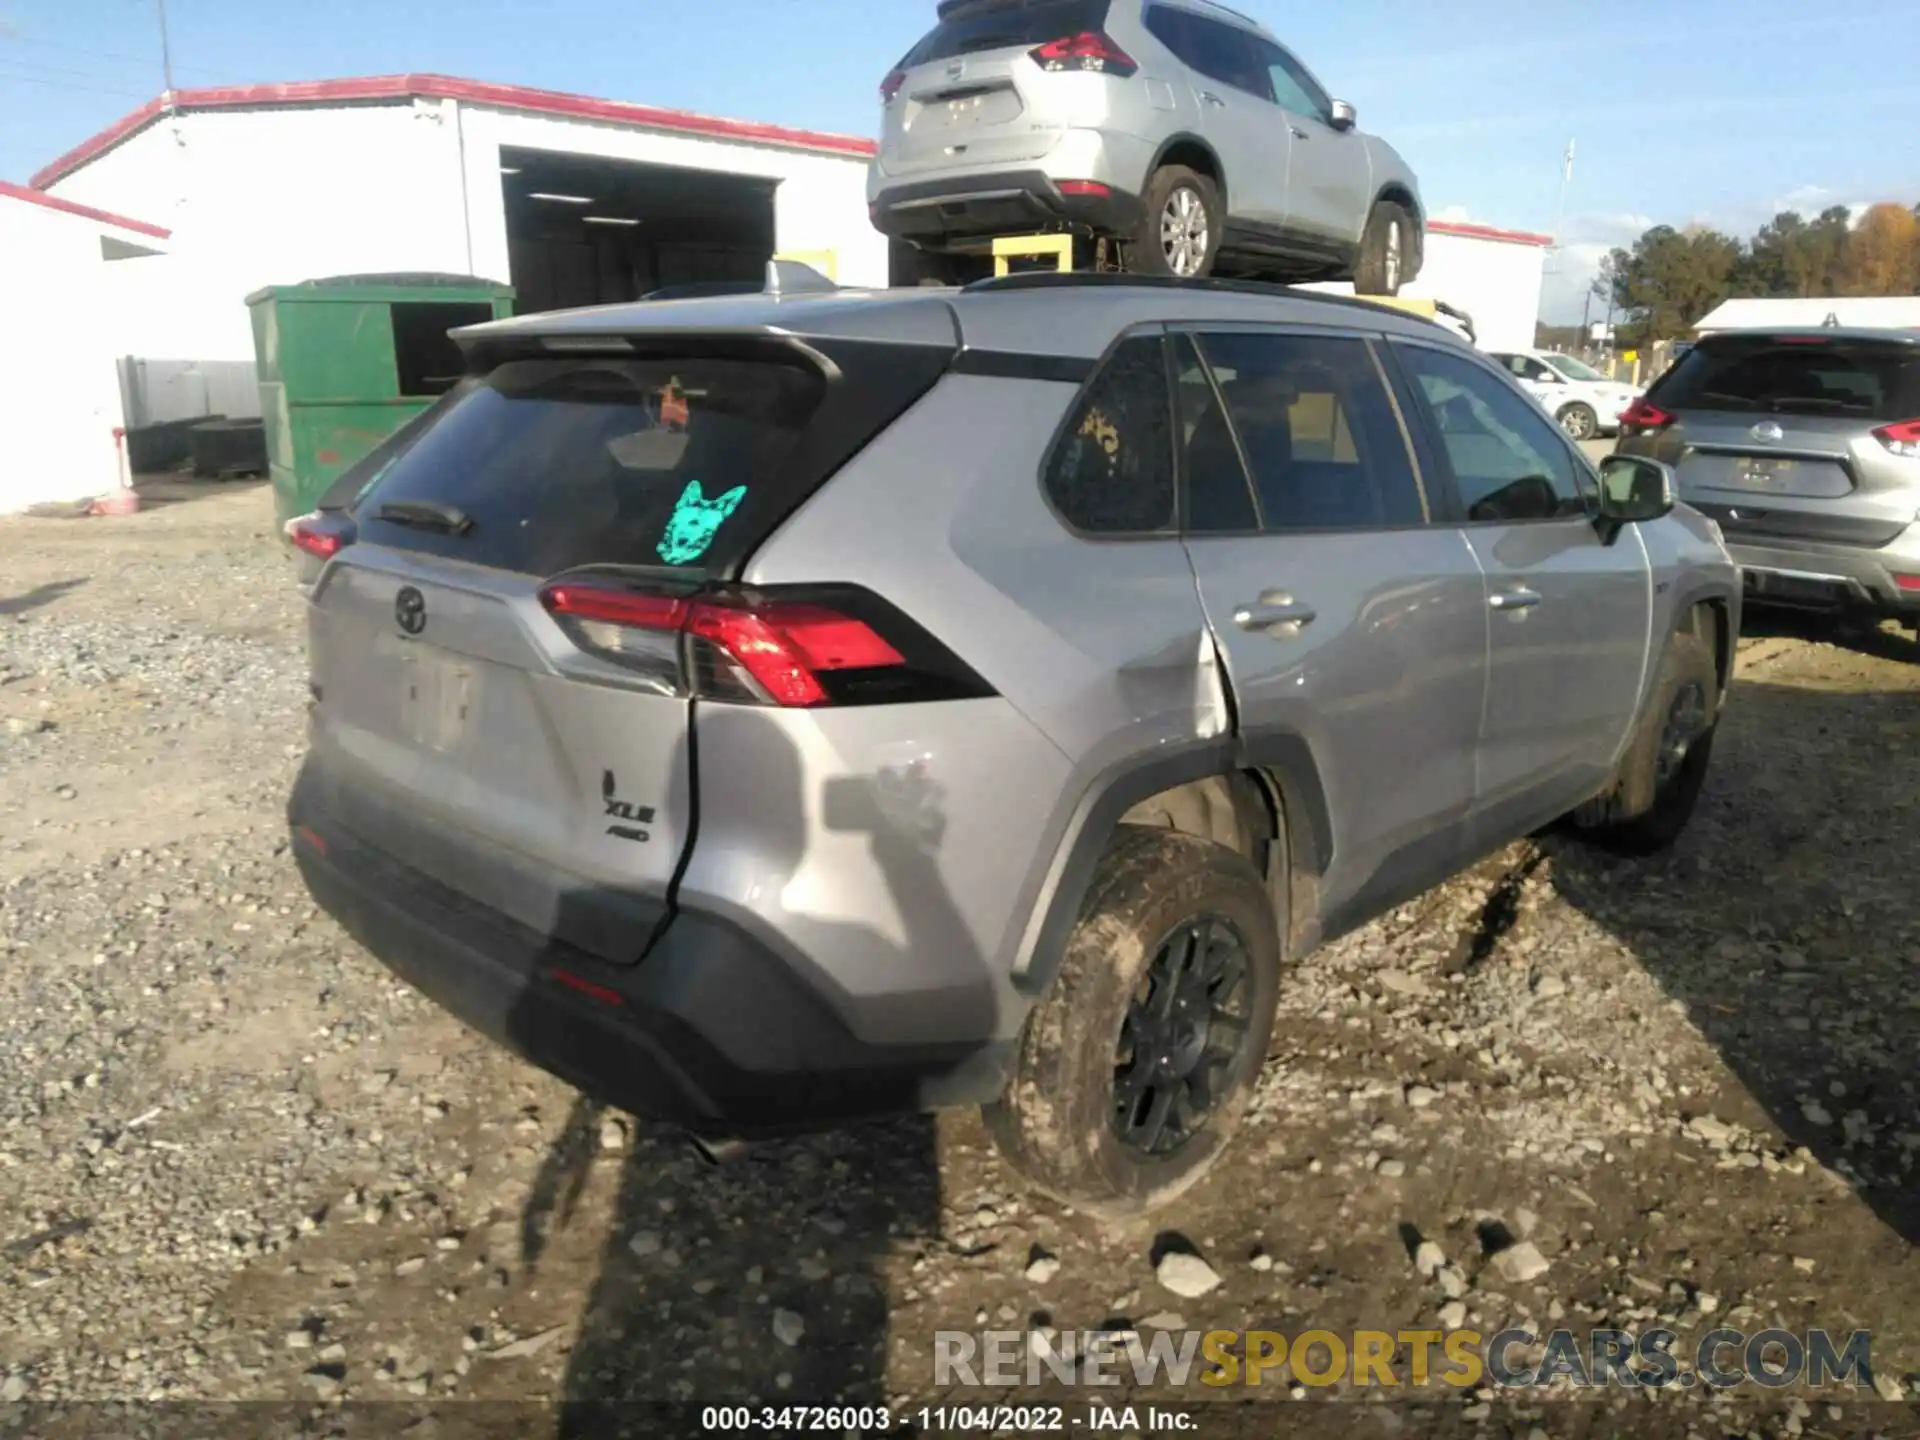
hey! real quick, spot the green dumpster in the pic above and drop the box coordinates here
[247,273,515,525]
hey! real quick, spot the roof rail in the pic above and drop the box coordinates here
[960,270,1457,333]
[937,0,1035,17]
[1183,0,1265,29]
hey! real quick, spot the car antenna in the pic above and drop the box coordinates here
[763,259,839,298]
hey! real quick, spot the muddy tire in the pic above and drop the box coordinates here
[1573,629,1718,855]
[1556,402,1599,441]
[1132,166,1222,279]
[1354,201,1412,296]
[982,825,1281,1220]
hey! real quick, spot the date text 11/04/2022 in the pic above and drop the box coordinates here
[698,1406,1193,1433]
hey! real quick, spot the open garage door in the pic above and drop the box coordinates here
[500,147,777,314]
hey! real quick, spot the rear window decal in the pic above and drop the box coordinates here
[656,480,747,565]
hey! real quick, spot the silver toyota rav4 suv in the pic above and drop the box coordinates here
[286,269,1739,1217]
[869,0,1424,292]
[1616,327,1920,640]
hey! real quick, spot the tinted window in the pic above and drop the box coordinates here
[351,356,825,575]
[1651,336,1920,421]
[1173,333,1259,531]
[1144,6,1190,67]
[1143,6,1198,67]
[1250,37,1329,119]
[903,0,1111,65]
[1182,330,1425,532]
[1396,345,1590,523]
[1180,13,1271,97]
[1044,334,1176,534]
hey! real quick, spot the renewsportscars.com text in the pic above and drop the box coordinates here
[933,1327,1878,1391]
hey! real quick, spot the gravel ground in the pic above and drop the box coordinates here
[2,478,1918,1438]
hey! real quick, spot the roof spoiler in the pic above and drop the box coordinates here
[764,258,839,297]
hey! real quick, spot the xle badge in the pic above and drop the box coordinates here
[601,770,656,844]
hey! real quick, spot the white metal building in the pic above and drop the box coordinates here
[30,73,1554,422]
[1695,296,1920,334]
[33,75,889,422]
[1303,220,1554,353]
[0,181,168,514]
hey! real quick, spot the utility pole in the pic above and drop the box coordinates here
[1547,137,1574,272]
[155,0,177,99]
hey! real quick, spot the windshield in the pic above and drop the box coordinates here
[1543,354,1607,382]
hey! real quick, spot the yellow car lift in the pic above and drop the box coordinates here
[988,231,1476,344]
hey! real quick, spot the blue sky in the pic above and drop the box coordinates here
[5,0,1919,321]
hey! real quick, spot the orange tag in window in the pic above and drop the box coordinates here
[660,379,690,430]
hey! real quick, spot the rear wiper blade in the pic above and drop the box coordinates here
[376,500,474,535]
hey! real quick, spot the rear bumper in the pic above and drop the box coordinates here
[1724,530,1920,613]
[289,794,1012,1132]
[872,168,1145,250]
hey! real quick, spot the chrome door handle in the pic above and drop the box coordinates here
[1489,587,1542,611]
[1234,593,1318,633]
[1291,126,1309,139]
[1200,90,1226,106]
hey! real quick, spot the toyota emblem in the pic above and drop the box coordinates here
[395,586,427,636]
[1750,420,1784,443]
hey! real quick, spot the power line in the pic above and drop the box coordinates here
[0,25,218,78]
[0,66,148,98]
[0,53,145,85]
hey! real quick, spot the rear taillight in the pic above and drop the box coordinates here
[1872,418,1920,459]
[880,68,907,102]
[1895,574,1920,592]
[1030,31,1138,77]
[1618,397,1675,436]
[538,581,992,709]
[284,511,354,560]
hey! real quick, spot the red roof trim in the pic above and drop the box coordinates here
[31,73,879,189]
[1428,219,1554,248]
[0,178,169,239]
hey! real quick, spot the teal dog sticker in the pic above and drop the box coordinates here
[656,480,747,565]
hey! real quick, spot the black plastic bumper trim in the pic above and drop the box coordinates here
[289,798,1013,1131]
[873,170,1145,246]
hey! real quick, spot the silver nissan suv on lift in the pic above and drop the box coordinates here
[287,267,1738,1217]
[869,0,1424,292]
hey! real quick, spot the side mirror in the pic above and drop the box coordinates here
[1596,454,1675,534]
[1329,99,1357,131]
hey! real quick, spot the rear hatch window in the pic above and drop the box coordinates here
[1652,336,1920,421]
[347,355,826,578]
[902,0,1112,65]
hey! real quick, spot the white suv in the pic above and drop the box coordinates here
[1490,348,1645,441]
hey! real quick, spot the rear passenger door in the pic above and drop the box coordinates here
[1145,7,1288,229]
[1388,340,1651,840]
[1175,324,1489,927]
